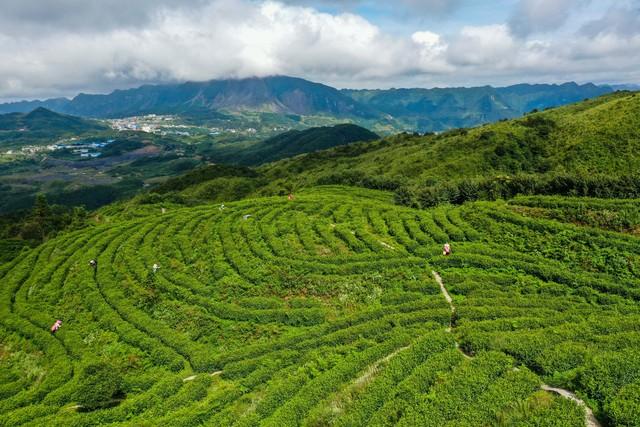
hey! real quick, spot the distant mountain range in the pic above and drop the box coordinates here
[0,76,619,132]
[344,82,613,131]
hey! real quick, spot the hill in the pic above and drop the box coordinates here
[0,77,614,132]
[343,82,612,132]
[0,107,106,134]
[255,91,640,204]
[203,123,380,166]
[0,108,108,147]
[1,186,638,425]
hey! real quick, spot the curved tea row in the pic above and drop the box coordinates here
[0,188,637,425]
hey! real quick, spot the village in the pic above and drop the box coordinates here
[107,113,289,138]
[1,138,116,159]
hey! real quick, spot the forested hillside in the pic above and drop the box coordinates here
[142,91,640,208]
[0,108,107,146]
[204,124,379,166]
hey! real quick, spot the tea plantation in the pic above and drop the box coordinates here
[1,186,639,426]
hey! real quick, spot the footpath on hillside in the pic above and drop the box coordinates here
[431,271,601,427]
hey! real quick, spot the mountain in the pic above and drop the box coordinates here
[0,77,378,120]
[204,123,380,166]
[0,77,616,132]
[342,82,613,132]
[0,107,107,137]
[0,97,71,114]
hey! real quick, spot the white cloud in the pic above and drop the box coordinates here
[447,25,516,66]
[0,0,638,100]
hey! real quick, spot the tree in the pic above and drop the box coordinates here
[32,193,50,219]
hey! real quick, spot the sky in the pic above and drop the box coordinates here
[0,0,639,101]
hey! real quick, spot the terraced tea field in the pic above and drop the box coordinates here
[1,187,639,426]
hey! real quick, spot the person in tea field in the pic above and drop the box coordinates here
[288,193,295,201]
[89,259,97,268]
[50,319,62,334]
[152,263,160,274]
[443,243,452,256]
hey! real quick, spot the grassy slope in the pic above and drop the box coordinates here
[258,91,640,191]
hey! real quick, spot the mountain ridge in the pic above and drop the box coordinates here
[0,76,616,132]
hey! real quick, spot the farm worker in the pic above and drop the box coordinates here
[219,204,225,211]
[152,263,160,273]
[243,214,252,220]
[50,320,62,334]
[89,259,97,268]
[161,207,167,214]
[443,243,451,256]
[288,193,295,201]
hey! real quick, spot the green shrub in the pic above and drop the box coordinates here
[75,361,124,410]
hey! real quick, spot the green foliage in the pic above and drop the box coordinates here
[412,173,640,208]
[99,139,145,157]
[205,124,379,166]
[606,382,640,426]
[248,91,640,206]
[0,107,107,146]
[74,361,124,410]
[152,164,259,194]
[0,194,89,262]
[0,186,637,426]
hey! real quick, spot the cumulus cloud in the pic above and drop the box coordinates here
[0,0,638,100]
[447,25,516,66]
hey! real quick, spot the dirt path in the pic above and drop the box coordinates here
[432,271,601,427]
[432,271,457,334]
[542,385,601,427]
[353,346,410,387]
[329,346,411,414]
[183,370,223,382]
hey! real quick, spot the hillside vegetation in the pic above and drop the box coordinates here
[204,124,379,166]
[256,91,640,203]
[1,91,640,426]
[1,186,639,425]
[142,91,640,208]
[0,108,107,147]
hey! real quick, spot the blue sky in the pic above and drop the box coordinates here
[0,0,638,100]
